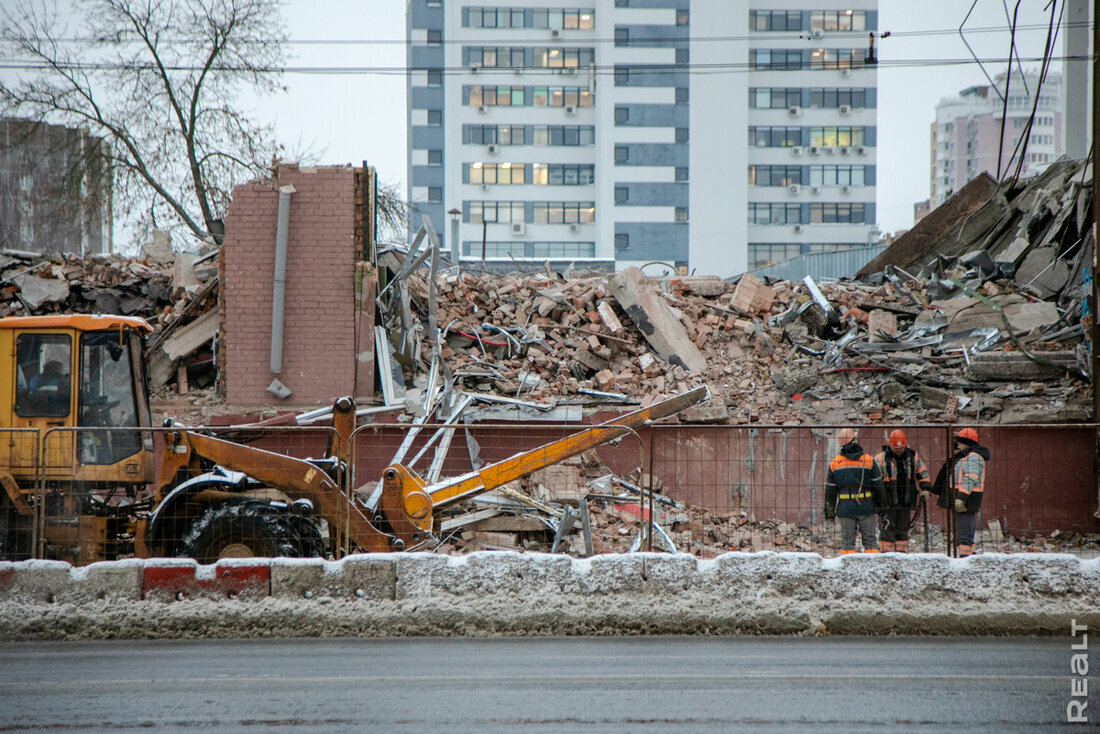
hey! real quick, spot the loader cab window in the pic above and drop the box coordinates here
[78,331,140,464]
[14,334,72,417]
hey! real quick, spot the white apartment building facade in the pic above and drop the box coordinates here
[930,69,1063,209]
[407,1,879,277]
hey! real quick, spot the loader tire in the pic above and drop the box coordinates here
[177,502,319,563]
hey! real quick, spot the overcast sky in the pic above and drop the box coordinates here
[255,1,1066,237]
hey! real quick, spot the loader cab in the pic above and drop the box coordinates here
[0,315,155,484]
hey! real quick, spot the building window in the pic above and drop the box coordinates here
[748,165,803,186]
[675,47,689,64]
[467,46,526,68]
[810,48,865,70]
[675,207,688,222]
[748,203,802,225]
[427,109,442,125]
[749,243,803,269]
[531,201,595,224]
[615,0,628,7]
[676,10,688,25]
[427,187,442,202]
[675,128,688,143]
[809,165,866,186]
[615,28,629,46]
[532,242,596,257]
[675,87,688,104]
[615,233,629,250]
[427,69,442,86]
[426,0,440,6]
[533,47,596,68]
[752,49,803,70]
[530,86,593,107]
[675,167,688,181]
[809,126,866,147]
[467,85,528,107]
[750,10,803,31]
[614,107,629,124]
[749,126,802,147]
[527,163,594,185]
[428,150,442,165]
[615,187,628,203]
[614,146,629,163]
[469,200,526,224]
[427,30,441,46]
[810,10,867,32]
[467,162,528,185]
[808,88,869,109]
[751,87,803,109]
[615,66,629,85]
[809,203,866,224]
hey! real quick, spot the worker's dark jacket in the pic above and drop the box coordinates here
[873,447,931,509]
[931,443,991,513]
[825,442,885,518]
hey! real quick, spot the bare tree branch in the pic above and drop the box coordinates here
[0,0,287,248]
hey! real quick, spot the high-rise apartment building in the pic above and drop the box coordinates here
[407,2,878,277]
[930,69,1063,209]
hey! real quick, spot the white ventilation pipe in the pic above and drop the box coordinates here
[270,184,295,374]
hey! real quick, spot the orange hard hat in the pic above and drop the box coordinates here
[838,428,858,445]
[957,427,979,444]
[888,429,907,450]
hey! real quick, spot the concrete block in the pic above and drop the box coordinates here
[70,560,143,603]
[0,560,73,603]
[566,554,646,594]
[638,553,698,592]
[394,553,449,599]
[271,555,395,600]
[141,559,271,602]
[424,552,573,596]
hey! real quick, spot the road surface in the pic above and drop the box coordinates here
[0,636,1087,731]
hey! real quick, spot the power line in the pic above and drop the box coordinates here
[0,54,1086,76]
[3,21,1089,48]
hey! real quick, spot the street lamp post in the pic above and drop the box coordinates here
[447,208,461,274]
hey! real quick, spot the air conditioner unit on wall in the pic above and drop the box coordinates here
[857,146,867,155]
[840,67,851,77]
[823,146,835,154]
[841,185,851,194]
[809,146,820,155]
[788,184,801,195]
[811,29,824,39]
[511,222,525,235]
[477,105,487,113]
[793,224,804,233]
[810,186,821,194]
[839,104,851,115]
[551,28,561,38]
[840,146,850,155]
[791,146,803,156]
[788,106,801,117]
[487,144,497,153]
[569,223,578,232]
[565,105,576,114]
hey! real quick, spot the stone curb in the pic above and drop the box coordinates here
[1,552,1097,639]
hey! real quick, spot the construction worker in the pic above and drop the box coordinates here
[873,430,931,552]
[824,428,886,554]
[931,427,990,557]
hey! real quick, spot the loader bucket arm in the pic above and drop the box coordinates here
[162,429,392,553]
[378,385,709,545]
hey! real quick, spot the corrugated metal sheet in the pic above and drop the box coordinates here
[747,243,887,281]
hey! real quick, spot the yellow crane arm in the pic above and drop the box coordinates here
[376,385,709,545]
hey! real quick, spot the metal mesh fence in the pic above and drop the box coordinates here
[8,420,1097,564]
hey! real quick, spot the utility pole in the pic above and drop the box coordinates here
[1093,0,1099,422]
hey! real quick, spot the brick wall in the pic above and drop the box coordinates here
[223,164,371,407]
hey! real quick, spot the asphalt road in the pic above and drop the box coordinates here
[0,637,1089,732]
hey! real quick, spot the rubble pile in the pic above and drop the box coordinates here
[430,469,1100,558]
[0,250,209,330]
[376,159,1095,425]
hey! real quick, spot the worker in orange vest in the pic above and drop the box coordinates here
[824,428,886,554]
[873,430,931,552]
[930,427,990,557]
